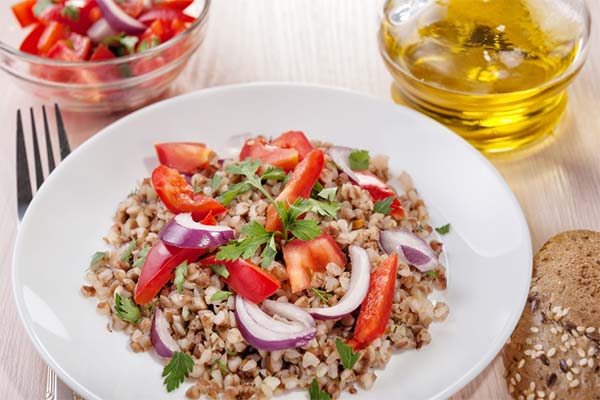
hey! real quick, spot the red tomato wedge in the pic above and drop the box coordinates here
[134,241,205,305]
[348,253,398,350]
[198,256,281,304]
[37,21,66,54]
[282,234,346,293]
[89,44,115,61]
[271,131,314,160]
[38,1,98,35]
[152,165,226,219]
[200,211,217,226]
[239,137,299,172]
[155,0,194,10]
[265,149,325,232]
[19,24,45,54]
[155,142,213,174]
[353,170,405,219]
[11,0,37,28]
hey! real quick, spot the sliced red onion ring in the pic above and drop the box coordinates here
[150,308,180,358]
[262,300,316,328]
[235,295,316,351]
[87,18,116,43]
[96,0,147,34]
[379,229,438,272]
[159,213,234,249]
[327,146,360,182]
[305,245,370,320]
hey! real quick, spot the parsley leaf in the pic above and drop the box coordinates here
[274,198,322,241]
[225,347,237,356]
[318,187,338,201]
[426,270,438,279]
[193,183,202,194]
[260,166,287,181]
[209,263,229,278]
[210,290,232,302]
[121,240,137,263]
[60,5,79,21]
[311,288,331,304]
[216,181,250,206]
[88,251,106,271]
[211,175,222,193]
[103,34,139,55]
[335,338,360,370]
[214,358,228,375]
[306,198,341,218]
[287,219,321,241]
[310,181,324,198]
[435,223,451,235]
[162,351,194,392]
[225,159,273,202]
[260,234,277,267]
[216,221,275,261]
[132,245,151,269]
[114,293,141,324]
[138,36,161,52]
[348,150,370,170]
[373,196,395,215]
[309,379,331,400]
[174,261,188,294]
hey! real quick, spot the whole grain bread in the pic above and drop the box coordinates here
[503,230,600,400]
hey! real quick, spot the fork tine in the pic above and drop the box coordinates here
[54,104,71,160]
[42,106,56,174]
[16,110,33,220]
[29,108,44,191]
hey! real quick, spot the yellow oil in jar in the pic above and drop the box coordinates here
[380,0,586,153]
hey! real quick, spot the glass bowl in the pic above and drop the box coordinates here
[0,0,210,112]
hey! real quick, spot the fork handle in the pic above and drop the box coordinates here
[45,365,81,400]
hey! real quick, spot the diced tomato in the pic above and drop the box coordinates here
[88,5,101,22]
[155,0,194,10]
[139,7,195,23]
[271,131,314,160]
[154,142,213,174]
[46,40,76,61]
[353,170,405,219]
[118,0,144,17]
[134,240,205,305]
[198,256,281,304]
[38,1,97,35]
[151,165,226,219]
[149,18,167,39]
[348,253,398,350]
[37,21,66,54]
[282,234,346,293]
[90,44,116,60]
[68,32,92,60]
[19,24,45,54]
[265,149,325,232]
[239,137,299,172]
[200,212,217,226]
[46,33,91,61]
[170,18,187,35]
[12,0,37,27]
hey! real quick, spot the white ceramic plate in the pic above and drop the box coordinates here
[12,83,531,400]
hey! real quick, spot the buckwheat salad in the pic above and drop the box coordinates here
[82,131,449,399]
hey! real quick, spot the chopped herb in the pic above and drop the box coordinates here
[193,184,202,193]
[214,358,228,375]
[306,198,341,219]
[216,181,250,206]
[426,270,438,279]
[114,293,141,324]
[435,223,451,235]
[225,159,274,202]
[311,288,331,304]
[216,220,276,263]
[137,36,161,52]
[348,150,370,170]
[211,175,222,193]
[33,0,55,17]
[88,251,107,271]
[414,224,424,233]
[104,34,139,55]
[318,187,337,202]
[260,166,287,181]
[311,181,324,198]
[65,38,74,49]
[209,263,230,278]
[132,245,151,269]
[147,299,159,313]
[162,351,194,392]
[174,261,188,294]
[60,5,79,21]
[225,347,237,356]
[309,379,331,400]
[121,240,137,263]
[373,196,395,215]
[274,198,321,241]
[210,290,233,302]
[335,338,360,370]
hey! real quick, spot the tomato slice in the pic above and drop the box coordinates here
[155,0,194,10]
[68,32,92,60]
[89,44,116,60]
[151,165,226,219]
[353,170,405,219]
[37,21,66,54]
[239,137,299,172]
[12,0,37,27]
[154,142,213,174]
[348,253,398,350]
[198,255,281,304]
[271,131,314,160]
[38,1,97,35]
[19,24,45,54]
[134,240,205,305]
[282,234,346,293]
[265,149,325,232]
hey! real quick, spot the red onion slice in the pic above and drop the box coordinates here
[235,295,316,351]
[150,308,180,358]
[262,300,316,328]
[327,146,360,182]
[305,245,371,320]
[96,0,147,34]
[159,213,234,249]
[379,229,438,271]
[87,18,117,43]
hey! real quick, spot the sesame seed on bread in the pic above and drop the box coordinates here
[503,230,600,400]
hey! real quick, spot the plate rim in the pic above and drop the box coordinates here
[11,82,532,400]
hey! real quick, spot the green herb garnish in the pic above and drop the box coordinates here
[60,5,79,21]
[88,251,107,271]
[318,187,337,201]
[137,36,161,52]
[33,0,54,17]
[216,220,278,267]
[216,181,250,206]
[174,261,188,294]
[311,288,331,304]
[260,166,287,181]
[114,293,141,324]
[225,347,237,356]
[435,223,451,235]
[210,290,233,302]
[209,263,230,278]
[348,150,370,170]
[214,358,228,375]
[104,34,139,55]
[335,338,360,370]
[426,270,438,279]
[132,245,151,269]
[162,351,194,392]
[309,379,331,400]
[373,196,395,215]
[121,240,137,263]
[211,175,222,193]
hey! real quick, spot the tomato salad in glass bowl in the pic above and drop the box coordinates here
[82,131,450,399]
[0,0,209,112]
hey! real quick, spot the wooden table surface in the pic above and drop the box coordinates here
[1,1,598,399]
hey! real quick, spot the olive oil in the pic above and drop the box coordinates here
[380,0,587,153]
